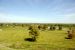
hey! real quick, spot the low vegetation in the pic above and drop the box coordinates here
[0,23,75,50]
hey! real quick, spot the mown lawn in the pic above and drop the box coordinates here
[0,26,75,50]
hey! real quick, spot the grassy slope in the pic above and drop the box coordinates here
[0,26,75,50]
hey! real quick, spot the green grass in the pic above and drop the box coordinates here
[0,26,75,50]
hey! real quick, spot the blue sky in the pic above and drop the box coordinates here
[0,0,75,23]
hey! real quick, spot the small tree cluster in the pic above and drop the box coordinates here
[28,25,39,41]
[49,26,56,30]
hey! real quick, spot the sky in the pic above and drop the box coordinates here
[0,0,75,23]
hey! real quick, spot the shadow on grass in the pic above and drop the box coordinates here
[24,38,36,42]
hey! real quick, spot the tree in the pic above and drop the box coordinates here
[28,25,39,41]
[42,25,47,30]
[58,25,62,30]
[50,25,53,30]
[0,24,3,27]
[28,25,33,30]
[53,26,56,30]
[22,24,24,27]
[38,25,41,30]
[65,27,74,39]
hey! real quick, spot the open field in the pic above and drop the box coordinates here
[0,26,75,50]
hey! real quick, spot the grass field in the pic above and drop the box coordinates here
[0,26,75,50]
